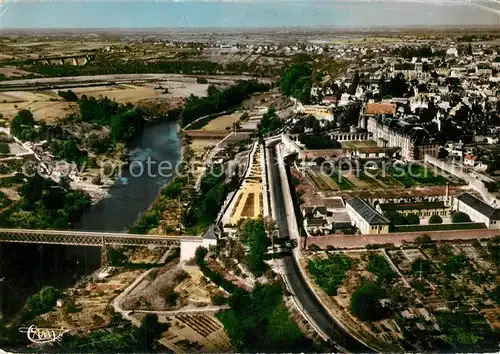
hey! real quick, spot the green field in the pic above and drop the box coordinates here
[390,165,449,187]
[331,171,355,190]
[341,140,378,149]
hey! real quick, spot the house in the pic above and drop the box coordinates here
[321,96,337,105]
[345,146,398,160]
[346,197,390,234]
[487,136,499,145]
[364,102,396,117]
[455,193,500,228]
[463,153,489,171]
[446,47,459,57]
[302,206,333,235]
[296,103,334,122]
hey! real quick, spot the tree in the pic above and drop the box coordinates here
[195,246,208,264]
[388,73,409,97]
[58,90,79,102]
[135,314,168,351]
[239,218,269,276]
[10,109,37,141]
[349,70,360,95]
[217,283,312,352]
[406,213,420,225]
[415,234,432,244]
[24,286,60,318]
[350,282,390,322]
[452,211,472,223]
[280,62,312,103]
[438,147,449,159]
[367,254,396,282]
[429,214,443,224]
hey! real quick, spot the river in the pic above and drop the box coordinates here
[0,120,181,318]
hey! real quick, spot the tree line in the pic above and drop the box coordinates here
[23,58,281,78]
[181,80,270,127]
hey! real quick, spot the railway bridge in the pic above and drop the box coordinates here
[0,228,216,263]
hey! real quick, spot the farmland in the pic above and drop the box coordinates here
[0,78,214,122]
[198,111,244,131]
[30,269,144,331]
[141,313,231,353]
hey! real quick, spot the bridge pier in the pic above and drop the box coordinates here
[100,246,108,267]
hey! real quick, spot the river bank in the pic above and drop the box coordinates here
[0,119,182,319]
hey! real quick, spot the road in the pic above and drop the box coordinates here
[266,141,372,352]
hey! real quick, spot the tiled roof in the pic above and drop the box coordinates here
[380,201,446,212]
[457,193,500,220]
[464,154,477,161]
[365,103,396,115]
[347,197,390,225]
[307,218,327,227]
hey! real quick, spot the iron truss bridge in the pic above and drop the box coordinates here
[0,228,199,247]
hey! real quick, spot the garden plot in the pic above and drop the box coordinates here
[121,264,221,311]
[33,269,143,331]
[389,165,450,187]
[344,171,376,189]
[305,168,336,191]
[332,171,355,190]
[305,250,404,350]
[159,313,231,352]
[341,140,378,149]
[386,241,499,348]
[308,243,499,351]
[366,170,403,189]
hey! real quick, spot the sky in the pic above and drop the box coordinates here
[0,1,499,29]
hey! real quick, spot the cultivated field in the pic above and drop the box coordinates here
[156,313,231,353]
[122,264,223,311]
[33,269,143,331]
[199,111,243,131]
[0,79,214,122]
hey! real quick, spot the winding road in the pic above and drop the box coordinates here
[266,140,373,352]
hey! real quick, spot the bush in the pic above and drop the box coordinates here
[22,286,60,320]
[211,293,227,305]
[58,90,79,102]
[415,234,433,244]
[452,211,472,223]
[367,254,396,282]
[165,288,179,306]
[429,214,443,224]
[308,253,352,295]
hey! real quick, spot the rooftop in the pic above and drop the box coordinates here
[347,197,390,225]
[365,102,396,116]
[457,193,500,220]
[379,201,447,212]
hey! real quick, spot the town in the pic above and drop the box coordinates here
[0,27,498,353]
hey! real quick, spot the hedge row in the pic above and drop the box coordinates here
[393,222,486,233]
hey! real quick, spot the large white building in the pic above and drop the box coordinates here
[364,114,438,161]
[295,103,334,122]
[455,193,500,229]
[346,197,390,234]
